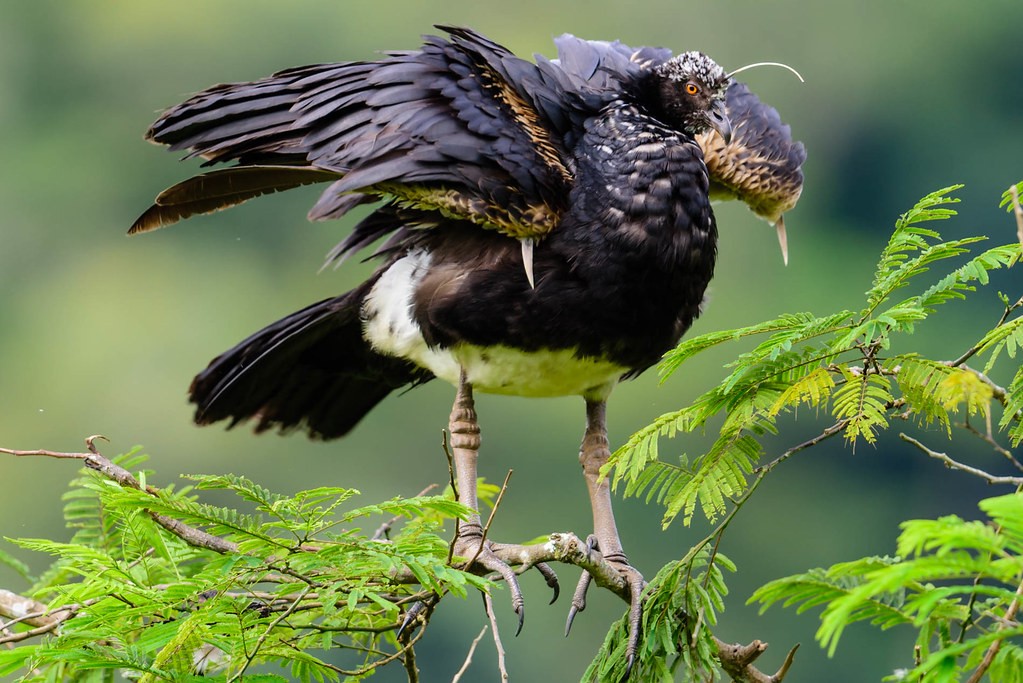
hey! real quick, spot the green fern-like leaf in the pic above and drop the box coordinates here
[756,494,1023,673]
[888,355,958,434]
[751,557,912,632]
[998,181,1023,212]
[584,548,735,682]
[919,243,1020,310]
[978,493,1023,551]
[607,395,723,494]
[1000,365,1023,446]
[865,185,963,310]
[831,368,893,444]
[189,472,290,511]
[139,613,210,682]
[659,311,853,381]
[980,316,1023,373]
[768,365,836,417]
[665,433,760,526]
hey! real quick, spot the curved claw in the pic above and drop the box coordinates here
[472,547,526,635]
[455,532,534,635]
[534,562,560,604]
[396,600,428,639]
[565,534,599,637]
[624,653,635,680]
[560,534,646,678]
[565,570,592,636]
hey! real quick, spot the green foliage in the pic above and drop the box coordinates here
[583,547,736,682]
[586,182,1023,680]
[0,453,488,682]
[752,493,1023,681]
[4,183,1023,682]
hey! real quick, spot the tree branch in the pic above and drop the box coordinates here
[965,572,1023,683]
[3,437,792,681]
[900,434,1023,486]
[451,626,488,683]
[715,640,799,683]
[482,592,509,682]
[0,438,236,553]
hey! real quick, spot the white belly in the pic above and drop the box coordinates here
[361,250,625,399]
[445,344,623,397]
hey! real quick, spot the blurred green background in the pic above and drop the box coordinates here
[2,1,1022,680]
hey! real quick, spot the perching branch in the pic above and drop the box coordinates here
[715,640,799,683]
[3,437,792,683]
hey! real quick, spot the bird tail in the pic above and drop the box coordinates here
[190,279,431,440]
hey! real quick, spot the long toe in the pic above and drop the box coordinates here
[565,570,592,636]
[534,561,561,604]
[565,534,598,637]
[452,534,532,635]
[613,561,646,680]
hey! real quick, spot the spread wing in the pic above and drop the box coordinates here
[130,27,580,244]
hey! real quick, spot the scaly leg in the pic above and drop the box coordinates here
[447,370,558,634]
[566,399,645,671]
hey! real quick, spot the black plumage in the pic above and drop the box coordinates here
[132,26,804,664]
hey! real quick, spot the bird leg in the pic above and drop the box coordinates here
[566,399,646,670]
[447,370,558,634]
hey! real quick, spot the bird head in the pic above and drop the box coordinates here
[652,52,732,141]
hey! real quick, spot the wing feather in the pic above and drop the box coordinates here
[129,166,339,234]
[134,27,581,244]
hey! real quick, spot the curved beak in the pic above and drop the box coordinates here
[708,100,732,144]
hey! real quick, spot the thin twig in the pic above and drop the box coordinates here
[960,422,1023,473]
[482,592,509,682]
[900,434,1023,486]
[2,438,237,553]
[949,269,1023,368]
[756,419,849,474]
[467,469,513,570]
[450,626,488,683]
[965,572,1023,683]
[229,585,313,682]
[371,484,440,541]
[0,621,65,645]
[1010,184,1023,250]
[0,590,63,630]
[403,630,420,683]
[442,430,459,566]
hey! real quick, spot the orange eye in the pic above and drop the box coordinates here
[685,82,699,95]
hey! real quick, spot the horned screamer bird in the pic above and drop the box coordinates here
[130,27,804,667]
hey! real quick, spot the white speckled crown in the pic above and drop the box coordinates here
[656,52,730,97]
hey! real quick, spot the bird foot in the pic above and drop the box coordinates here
[565,535,645,678]
[451,526,560,635]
